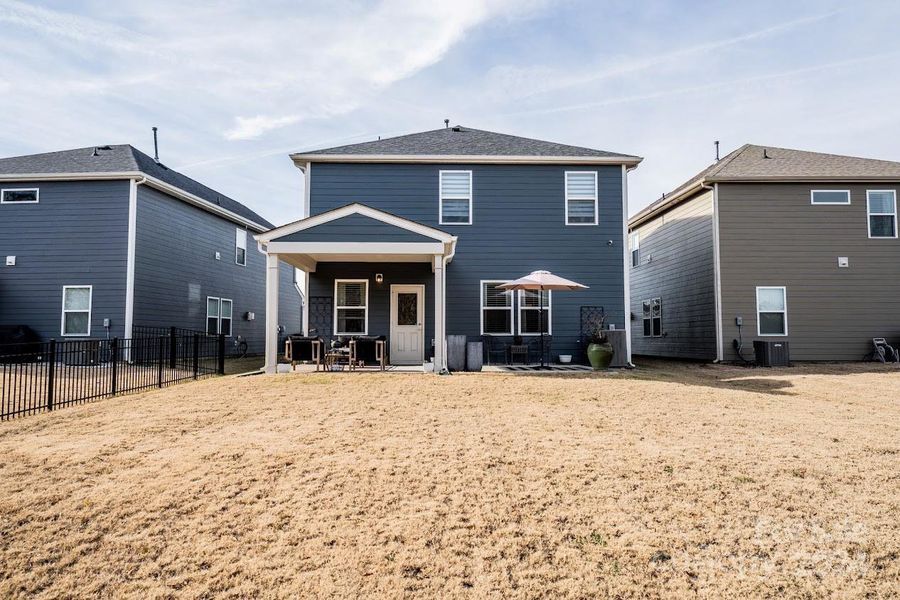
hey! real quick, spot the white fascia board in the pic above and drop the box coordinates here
[290,154,643,166]
[265,241,446,255]
[0,171,140,182]
[256,203,457,244]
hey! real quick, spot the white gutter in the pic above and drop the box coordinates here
[124,176,146,345]
[704,182,725,363]
[290,154,643,167]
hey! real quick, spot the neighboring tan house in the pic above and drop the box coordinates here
[0,144,302,353]
[629,144,900,362]
[255,125,642,372]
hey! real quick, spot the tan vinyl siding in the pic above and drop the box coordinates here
[630,190,717,359]
[718,182,900,361]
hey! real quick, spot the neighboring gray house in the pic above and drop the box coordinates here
[255,125,642,372]
[629,144,900,362]
[0,145,302,353]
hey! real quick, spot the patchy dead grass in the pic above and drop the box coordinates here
[1,360,899,598]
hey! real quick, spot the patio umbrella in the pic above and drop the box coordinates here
[498,271,588,369]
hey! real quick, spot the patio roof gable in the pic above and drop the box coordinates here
[270,213,441,244]
[256,203,456,244]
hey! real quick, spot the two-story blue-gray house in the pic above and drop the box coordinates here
[0,144,302,352]
[255,126,641,372]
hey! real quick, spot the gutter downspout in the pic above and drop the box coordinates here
[438,238,457,374]
[703,180,724,363]
[623,164,637,368]
[124,176,146,348]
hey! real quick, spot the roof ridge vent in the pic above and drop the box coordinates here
[451,126,462,132]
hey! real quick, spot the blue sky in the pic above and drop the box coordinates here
[2,0,899,224]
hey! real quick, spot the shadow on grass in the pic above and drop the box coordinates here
[507,356,899,396]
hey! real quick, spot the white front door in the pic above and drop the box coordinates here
[390,284,424,365]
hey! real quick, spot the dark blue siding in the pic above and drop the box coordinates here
[308,163,625,361]
[308,262,434,358]
[0,180,129,341]
[133,186,302,354]
[274,213,438,243]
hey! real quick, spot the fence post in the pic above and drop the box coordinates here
[111,337,119,396]
[193,333,200,379]
[217,334,226,375]
[169,326,177,370]
[158,335,165,388]
[46,339,56,412]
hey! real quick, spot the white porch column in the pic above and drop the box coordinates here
[433,254,446,373]
[265,253,280,374]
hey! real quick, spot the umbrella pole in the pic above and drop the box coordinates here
[539,286,545,368]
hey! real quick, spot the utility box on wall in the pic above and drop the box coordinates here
[753,340,790,367]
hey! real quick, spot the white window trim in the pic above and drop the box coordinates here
[438,170,473,225]
[756,286,788,337]
[517,289,552,336]
[220,298,233,337]
[206,296,233,336]
[641,297,662,338]
[480,279,514,336]
[235,227,247,266]
[630,231,640,267]
[810,189,850,205]
[866,189,898,239]
[564,171,598,226]
[334,279,369,336]
[61,285,92,337]
[1,188,40,204]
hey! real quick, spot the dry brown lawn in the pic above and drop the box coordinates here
[1,360,899,599]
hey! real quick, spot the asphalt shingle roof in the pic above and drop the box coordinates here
[298,126,640,159]
[632,144,900,226]
[0,145,272,228]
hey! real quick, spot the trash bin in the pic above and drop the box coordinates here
[466,342,483,372]
[448,335,466,372]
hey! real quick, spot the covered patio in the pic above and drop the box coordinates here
[255,204,457,374]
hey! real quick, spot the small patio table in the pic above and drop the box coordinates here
[323,348,352,372]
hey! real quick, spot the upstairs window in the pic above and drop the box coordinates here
[867,190,897,238]
[481,281,513,335]
[565,172,598,225]
[1,188,39,204]
[235,228,247,266]
[439,170,472,225]
[518,289,551,335]
[810,190,850,205]
[756,287,787,336]
[335,280,368,335]
[630,232,640,267]
[61,286,92,337]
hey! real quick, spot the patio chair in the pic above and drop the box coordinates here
[484,336,509,365]
[349,335,387,370]
[284,334,324,368]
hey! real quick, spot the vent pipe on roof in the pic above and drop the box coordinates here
[763,148,771,159]
[444,119,450,128]
[152,126,160,163]
[714,140,720,162]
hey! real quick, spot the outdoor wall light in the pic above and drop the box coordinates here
[375,273,384,284]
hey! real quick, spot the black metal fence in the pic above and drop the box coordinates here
[0,333,225,420]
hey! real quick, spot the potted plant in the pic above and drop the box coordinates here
[584,313,613,370]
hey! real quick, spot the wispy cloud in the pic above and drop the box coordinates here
[485,9,842,101]
[505,50,900,117]
[0,0,166,57]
